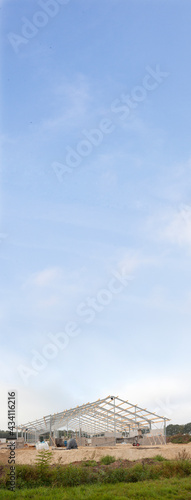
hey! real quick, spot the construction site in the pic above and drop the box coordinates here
[2,395,191,466]
[16,395,169,448]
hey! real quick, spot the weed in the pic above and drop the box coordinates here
[34,450,53,486]
[177,449,191,461]
[35,450,53,470]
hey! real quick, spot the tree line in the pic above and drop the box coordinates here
[166,423,191,436]
[1,423,191,439]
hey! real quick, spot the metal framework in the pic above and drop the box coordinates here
[17,395,169,444]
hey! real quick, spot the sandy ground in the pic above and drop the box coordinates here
[0,442,191,466]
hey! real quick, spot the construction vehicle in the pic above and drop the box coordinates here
[132,429,143,447]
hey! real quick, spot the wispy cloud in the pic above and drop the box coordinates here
[161,206,191,247]
[119,376,191,423]
[28,267,61,287]
[41,75,93,132]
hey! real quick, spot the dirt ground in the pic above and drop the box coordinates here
[0,442,191,466]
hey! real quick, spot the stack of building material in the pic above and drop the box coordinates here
[15,438,25,449]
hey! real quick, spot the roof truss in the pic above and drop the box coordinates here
[18,395,169,436]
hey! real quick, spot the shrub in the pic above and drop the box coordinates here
[35,450,53,471]
[153,455,167,462]
[127,463,147,482]
[1,456,191,490]
[33,450,53,486]
[55,465,94,487]
[168,433,191,444]
[82,460,97,467]
[100,455,116,465]
[0,467,9,489]
[6,465,39,489]
[104,467,127,483]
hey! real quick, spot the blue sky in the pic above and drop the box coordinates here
[1,0,191,429]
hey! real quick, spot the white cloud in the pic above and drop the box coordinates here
[41,75,92,132]
[119,375,191,424]
[162,205,191,247]
[116,251,161,277]
[117,253,141,276]
[28,267,61,287]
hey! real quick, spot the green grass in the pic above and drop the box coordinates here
[0,477,191,499]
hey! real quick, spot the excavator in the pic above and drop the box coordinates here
[132,428,143,447]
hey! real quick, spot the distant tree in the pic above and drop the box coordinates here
[166,424,184,436]
[0,430,11,439]
[183,423,191,434]
[0,430,21,439]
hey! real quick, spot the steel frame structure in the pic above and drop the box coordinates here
[17,395,169,444]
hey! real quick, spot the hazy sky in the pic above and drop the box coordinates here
[1,0,191,430]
